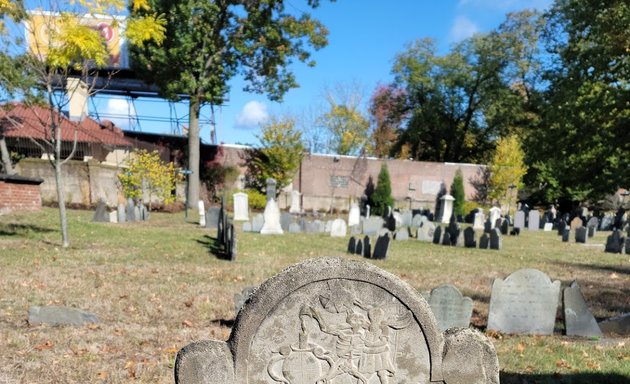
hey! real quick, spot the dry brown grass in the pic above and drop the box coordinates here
[0,208,628,383]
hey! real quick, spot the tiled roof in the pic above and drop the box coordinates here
[1,103,131,146]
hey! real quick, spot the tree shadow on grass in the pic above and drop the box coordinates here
[551,261,630,276]
[0,223,56,236]
[196,235,231,260]
[500,372,630,384]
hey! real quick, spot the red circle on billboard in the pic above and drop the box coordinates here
[98,23,113,42]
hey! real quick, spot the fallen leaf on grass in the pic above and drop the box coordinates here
[125,361,136,379]
[164,346,178,354]
[96,371,108,379]
[586,360,601,370]
[516,342,526,355]
[182,320,193,327]
[556,359,572,369]
[34,340,53,351]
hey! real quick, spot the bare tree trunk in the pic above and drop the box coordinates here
[187,96,200,209]
[51,103,70,248]
[0,136,16,175]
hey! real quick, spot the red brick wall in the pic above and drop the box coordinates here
[0,180,42,214]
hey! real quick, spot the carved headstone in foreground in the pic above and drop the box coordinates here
[174,257,499,384]
[487,268,561,335]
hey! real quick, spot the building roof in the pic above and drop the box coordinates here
[1,103,131,146]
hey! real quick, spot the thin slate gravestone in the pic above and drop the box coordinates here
[500,220,509,235]
[490,228,502,250]
[174,257,499,384]
[355,239,363,256]
[562,228,571,242]
[441,231,452,246]
[433,226,443,244]
[563,281,603,337]
[126,198,136,222]
[372,233,390,259]
[117,204,126,223]
[487,268,561,335]
[347,236,356,254]
[479,233,490,249]
[575,227,588,243]
[514,211,525,229]
[464,227,477,248]
[604,230,624,253]
[557,219,567,236]
[422,284,473,332]
[363,235,371,259]
[206,207,221,229]
[251,214,264,233]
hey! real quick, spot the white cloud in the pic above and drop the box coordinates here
[103,98,136,129]
[235,101,269,129]
[449,15,479,42]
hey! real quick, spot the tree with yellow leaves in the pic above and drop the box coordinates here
[0,0,165,247]
[488,135,528,212]
[118,149,181,210]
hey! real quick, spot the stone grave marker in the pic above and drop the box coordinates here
[604,230,624,253]
[438,194,455,223]
[563,281,602,338]
[117,204,126,223]
[528,210,540,231]
[441,231,452,246]
[362,216,384,236]
[385,213,396,232]
[242,222,252,232]
[288,222,301,233]
[92,199,109,222]
[289,190,301,214]
[233,192,249,221]
[260,199,283,235]
[473,209,485,231]
[280,212,292,232]
[587,216,599,230]
[411,214,424,228]
[417,221,436,242]
[557,219,567,236]
[626,238,630,255]
[330,218,348,237]
[422,284,473,332]
[543,223,553,231]
[432,226,443,244]
[446,218,460,246]
[348,203,361,227]
[372,233,390,259]
[108,210,117,223]
[347,236,356,254]
[401,211,413,227]
[198,200,206,227]
[575,227,588,243]
[126,198,136,222]
[600,214,614,231]
[587,226,596,238]
[501,219,510,235]
[227,223,237,261]
[134,205,141,221]
[490,228,502,250]
[599,313,630,336]
[325,220,333,233]
[570,216,583,230]
[562,228,570,242]
[514,210,525,230]
[28,305,99,326]
[355,239,363,256]
[206,207,221,229]
[252,214,265,233]
[174,257,499,384]
[487,268,561,335]
[479,233,490,249]
[395,227,409,241]
[464,227,477,248]
[489,207,501,229]
[363,235,372,258]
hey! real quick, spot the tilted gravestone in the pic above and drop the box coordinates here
[563,281,602,338]
[174,258,499,384]
[422,284,473,332]
[487,268,561,335]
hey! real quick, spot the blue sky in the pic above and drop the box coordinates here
[92,0,553,146]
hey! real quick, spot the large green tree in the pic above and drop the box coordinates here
[387,11,544,164]
[370,162,394,217]
[130,0,330,208]
[525,0,630,202]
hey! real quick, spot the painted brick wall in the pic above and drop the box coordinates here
[0,179,43,214]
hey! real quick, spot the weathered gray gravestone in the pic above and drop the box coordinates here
[126,198,136,222]
[265,178,276,201]
[422,284,473,332]
[527,210,540,231]
[395,227,409,241]
[563,281,603,337]
[362,216,384,236]
[479,233,489,249]
[575,227,588,243]
[441,231,452,246]
[604,230,625,253]
[117,204,126,223]
[514,210,525,229]
[28,305,99,326]
[251,214,265,233]
[487,268,561,335]
[280,212,292,232]
[288,222,301,233]
[562,228,570,242]
[463,227,477,248]
[206,207,221,229]
[174,257,499,384]
[417,221,436,242]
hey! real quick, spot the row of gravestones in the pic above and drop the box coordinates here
[557,217,630,254]
[92,198,149,223]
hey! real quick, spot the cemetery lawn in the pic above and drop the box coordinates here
[0,208,628,384]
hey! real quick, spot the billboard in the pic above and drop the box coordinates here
[24,11,128,69]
